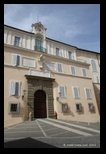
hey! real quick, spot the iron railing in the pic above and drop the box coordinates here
[34,45,46,52]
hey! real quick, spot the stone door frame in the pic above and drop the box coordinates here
[25,75,55,120]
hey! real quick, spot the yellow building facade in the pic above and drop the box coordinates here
[4,22,100,127]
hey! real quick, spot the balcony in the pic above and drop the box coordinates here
[34,45,46,52]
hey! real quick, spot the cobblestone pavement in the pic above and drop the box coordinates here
[4,118,100,148]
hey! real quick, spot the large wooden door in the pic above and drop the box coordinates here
[34,90,47,118]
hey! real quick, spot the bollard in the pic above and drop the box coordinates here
[29,112,33,121]
[54,111,57,119]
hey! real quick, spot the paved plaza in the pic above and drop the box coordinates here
[4,118,100,148]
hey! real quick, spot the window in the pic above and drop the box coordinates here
[35,36,43,51]
[68,51,72,59]
[59,86,66,98]
[88,103,95,112]
[56,48,60,56]
[10,81,20,96]
[68,51,75,60]
[76,103,82,112]
[94,75,100,83]
[8,102,19,113]
[14,36,21,47]
[36,36,43,47]
[71,66,76,75]
[73,87,80,99]
[57,63,63,73]
[91,59,97,72]
[61,103,68,113]
[12,54,21,66]
[85,88,92,99]
[82,68,87,77]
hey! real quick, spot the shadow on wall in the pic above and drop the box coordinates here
[62,106,75,117]
[4,137,58,148]
[60,105,85,117]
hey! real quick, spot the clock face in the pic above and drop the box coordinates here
[37,28,42,32]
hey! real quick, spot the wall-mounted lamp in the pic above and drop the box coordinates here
[56,92,61,101]
[22,90,27,100]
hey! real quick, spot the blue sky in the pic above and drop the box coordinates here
[4,4,100,52]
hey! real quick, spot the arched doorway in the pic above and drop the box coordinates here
[34,90,47,118]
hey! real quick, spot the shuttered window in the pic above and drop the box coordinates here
[71,66,76,75]
[91,59,97,72]
[94,75,100,83]
[85,88,92,99]
[73,87,80,99]
[82,68,87,77]
[57,63,63,73]
[10,81,20,96]
[12,54,21,66]
[59,86,66,98]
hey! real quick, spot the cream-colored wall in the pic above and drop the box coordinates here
[45,55,90,77]
[4,25,100,126]
[4,66,28,127]
[4,26,35,50]
[76,49,100,83]
[46,39,76,59]
[4,46,41,71]
[52,74,100,123]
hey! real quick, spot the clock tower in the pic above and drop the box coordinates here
[31,22,47,37]
[31,22,47,52]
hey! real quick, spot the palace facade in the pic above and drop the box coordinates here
[4,22,100,127]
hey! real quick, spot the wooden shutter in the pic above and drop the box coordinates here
[10,81,15,95]
[74,87,79,98]
[59,86,66,98]
[12,54,17,66]
[85,88,92,99]
[82,68,87,77]
[71,66,76,75]
[58,64,62,73]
